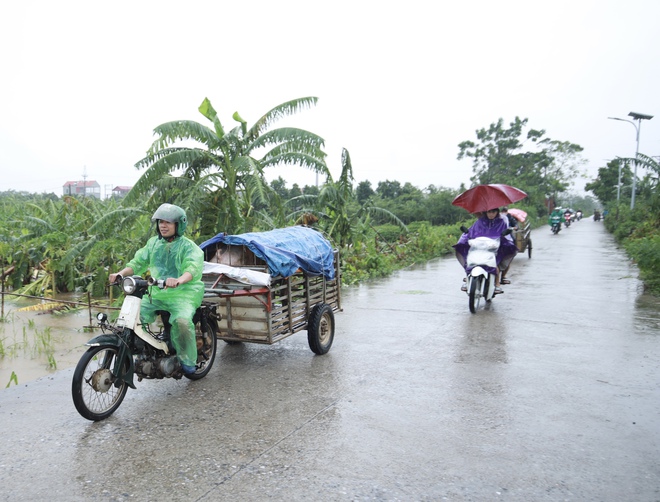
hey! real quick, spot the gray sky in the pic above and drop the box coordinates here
[1,0,659,198]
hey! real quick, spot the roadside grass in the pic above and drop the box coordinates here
[605,203,660,296]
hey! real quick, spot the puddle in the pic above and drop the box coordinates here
[0,295,104,389]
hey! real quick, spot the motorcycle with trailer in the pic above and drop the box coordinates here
[71,275,219,421]
[71,226,342,421]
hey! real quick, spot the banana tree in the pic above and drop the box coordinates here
[289,148,407,249]
[127,97,330,237]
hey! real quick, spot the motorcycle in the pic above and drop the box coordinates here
[71,275,219,421]
[576,210,583,221]
[550,215,562,234]
[460,226,512,314]
[564,212,572,228]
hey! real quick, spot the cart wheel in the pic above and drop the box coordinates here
[528,240,532,258]
[307,303,335,355]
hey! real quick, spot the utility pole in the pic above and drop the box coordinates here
[608,112,653,209]
[82,166,88,199]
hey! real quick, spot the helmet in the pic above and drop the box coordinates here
[151,203,188,237]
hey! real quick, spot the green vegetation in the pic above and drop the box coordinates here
[458,116,588,217]
[5,371,18,388]
[1,106,655,298]
[593,154,660,295]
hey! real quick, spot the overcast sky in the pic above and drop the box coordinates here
[1,0,659,199]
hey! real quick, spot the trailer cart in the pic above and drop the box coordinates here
[199,226,341,354]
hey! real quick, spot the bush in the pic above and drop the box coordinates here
[604,202,660,296]
[625,235,660,295]
[340,223,463,285]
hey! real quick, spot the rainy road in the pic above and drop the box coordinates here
[1,218,659,501]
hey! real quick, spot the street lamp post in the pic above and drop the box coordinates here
[608,111,653,209]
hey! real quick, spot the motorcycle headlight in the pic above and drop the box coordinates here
[122,276,138,294]
[96,312,107,323]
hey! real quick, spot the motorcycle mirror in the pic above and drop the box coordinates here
[460,225,469,234]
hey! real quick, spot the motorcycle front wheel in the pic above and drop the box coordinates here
[72,345,129,421]
[468,277,482,314]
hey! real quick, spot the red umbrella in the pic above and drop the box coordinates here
[452,184,528,213]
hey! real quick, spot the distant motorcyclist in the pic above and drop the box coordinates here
[499,206,518,284]
[549,208,564,233]
[500,206,519,231]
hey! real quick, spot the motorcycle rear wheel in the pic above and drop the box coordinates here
[185,318,218,381]
[72,345,129,421]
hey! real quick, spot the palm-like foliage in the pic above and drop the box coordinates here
[618,153,660,208]
[289,148,407,249]
[2,196,149,296]
[127,97,330,237]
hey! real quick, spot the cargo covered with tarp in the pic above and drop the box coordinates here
[200,226,335,280]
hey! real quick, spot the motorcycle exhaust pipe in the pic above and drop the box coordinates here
[158,356,180,377]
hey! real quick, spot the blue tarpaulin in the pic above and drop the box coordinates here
[200,226,336,280]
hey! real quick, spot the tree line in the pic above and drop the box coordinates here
[587,154,660,294]
[2,98,615,296]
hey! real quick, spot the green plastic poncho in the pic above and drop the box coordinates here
[126,234,205,367]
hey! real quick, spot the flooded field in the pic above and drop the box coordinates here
[0,294,104,388]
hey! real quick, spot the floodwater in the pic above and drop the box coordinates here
[0,294,100,387]
[1,218,659,501]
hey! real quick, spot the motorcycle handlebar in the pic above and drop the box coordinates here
[111,275,169,289]
[147,277,168,289]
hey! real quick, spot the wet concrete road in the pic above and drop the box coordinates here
[1,219,659,501]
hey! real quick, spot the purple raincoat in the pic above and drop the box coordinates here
[453,214,518,275]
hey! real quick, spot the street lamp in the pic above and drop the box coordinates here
[607,111,654,209]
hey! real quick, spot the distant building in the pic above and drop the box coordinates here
[111,186,132,198]
[63,180,101,199]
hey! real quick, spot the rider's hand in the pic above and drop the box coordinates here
[165,277,180,288]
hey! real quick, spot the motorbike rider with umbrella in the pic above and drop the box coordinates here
[454,207,519,293]
[451,184,527,295]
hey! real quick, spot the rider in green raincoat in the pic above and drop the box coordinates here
[109,204,205,374]
[549,208,565,226]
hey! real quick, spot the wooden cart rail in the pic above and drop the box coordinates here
[513,220,532,258]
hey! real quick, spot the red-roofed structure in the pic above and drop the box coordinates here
[111,186,132,198]
[63,180,101,199]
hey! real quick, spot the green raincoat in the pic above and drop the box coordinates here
[127,235,205,367]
